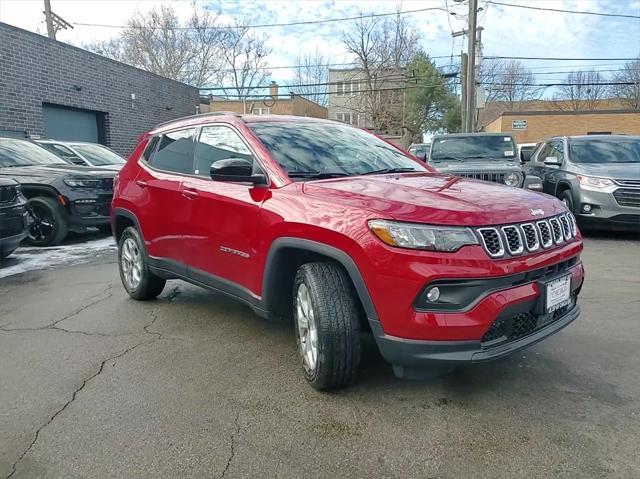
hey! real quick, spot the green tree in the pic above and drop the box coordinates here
[402,53,461,145]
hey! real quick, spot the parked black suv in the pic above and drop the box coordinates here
[0,178,28,259]
[0,138,116,246]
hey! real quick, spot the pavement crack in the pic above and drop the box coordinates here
[0,284,115,334]
[218,410,241,479]
[6,340,149,479]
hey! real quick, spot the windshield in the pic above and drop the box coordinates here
[0,138,68,167]
[71,144,126,166]
[248,121,426,178]
[431,136,517,160]
[409,145,430,156]
[569,138,640,164]
[39,142,86,165]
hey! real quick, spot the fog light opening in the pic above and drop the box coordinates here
[582,204,593,213]
[426,286,440,303]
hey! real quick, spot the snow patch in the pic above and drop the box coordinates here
[0,237,117,279]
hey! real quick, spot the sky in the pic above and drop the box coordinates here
[0,0,638,90]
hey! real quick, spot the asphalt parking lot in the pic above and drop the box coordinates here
[1,231,639,479]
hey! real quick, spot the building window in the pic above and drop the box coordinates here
[336,80,363,96]
[254,108,270,115]
[336,112,354,124]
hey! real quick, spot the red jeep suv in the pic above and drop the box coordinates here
[111,113,584,390]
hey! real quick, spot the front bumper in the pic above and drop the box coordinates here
[0,203,28,254]
[575,187,640,230]
[66,193,112,231]
[372,305,580,378]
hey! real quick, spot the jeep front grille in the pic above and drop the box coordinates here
[501,226,524,255]
[478,228,504,257]
[455,172,506,184]
[521,224,539,251]
[475,214,575,258]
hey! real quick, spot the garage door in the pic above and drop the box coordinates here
[42,104,100,142]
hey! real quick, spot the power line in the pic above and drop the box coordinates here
[485,56,639,61]
[486,1,640,19]
[73,6,447,30]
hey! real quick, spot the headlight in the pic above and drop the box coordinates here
[63,178,102,188]
[369,219,478,252]
[504,172,521,187]
[577,175,614,189]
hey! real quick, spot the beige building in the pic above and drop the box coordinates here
[484,109,640,143]
[200,82,327,119]
[480,99,639,143]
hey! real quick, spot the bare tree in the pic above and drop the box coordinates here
[340,11,420,133]
[611,58,640,109]
[554,70,607,110]
[85,5,271,95]
[479,59,540,107]
[214,22,271,99]
[292,49,330,107]
[86,5,224,88]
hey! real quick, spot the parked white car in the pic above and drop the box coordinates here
[37,140,126,170]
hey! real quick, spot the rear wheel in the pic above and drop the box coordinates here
[293,262,361,390]
[559,189,574,213]
[118,226,166,300]
[25,196,68,246]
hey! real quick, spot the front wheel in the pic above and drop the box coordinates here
[293,262,361,390]
[118,226,166,300]
[560,189,574,213]
[25,196,68,246]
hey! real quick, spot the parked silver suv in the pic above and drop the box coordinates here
[524,135,640,231]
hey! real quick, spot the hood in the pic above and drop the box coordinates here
[571,162,640,180]
[303,173,566,226]
[429,158,522,173]
[0,164,116,183]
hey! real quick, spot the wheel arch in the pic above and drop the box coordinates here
[20,184,62,201]
[112,207,142,243]
[262,237,378,324]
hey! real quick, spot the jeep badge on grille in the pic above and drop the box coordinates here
[530,208,545,216]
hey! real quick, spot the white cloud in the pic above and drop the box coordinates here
[0,0,637,88]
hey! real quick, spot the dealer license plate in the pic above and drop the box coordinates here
[546,274,571,313]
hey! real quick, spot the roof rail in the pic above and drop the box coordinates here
[153,110,241,130]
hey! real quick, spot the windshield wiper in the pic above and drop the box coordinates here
[287,171,349,179]
[431,156,465,161]
[360,167,418,175]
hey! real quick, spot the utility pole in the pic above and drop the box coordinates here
[460,53,468,132]
[42,0,73,40]
[465,0,478,133]
[44,0,55,39]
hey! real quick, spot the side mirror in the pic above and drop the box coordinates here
[416,152,427,161]
[520,150,532,163]
[210,158,267,185]
[544,156,561,166]
[524,175,543,191]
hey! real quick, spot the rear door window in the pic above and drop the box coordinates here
[148,129,196,175]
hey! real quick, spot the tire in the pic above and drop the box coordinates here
[25,196,68,246]
[293,262,361,390]
[118,226,166,300]
[559,189,574,213]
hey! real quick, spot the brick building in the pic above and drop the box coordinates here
[201,82,327,119]
[0,22,199,156]
[480,99,640,143]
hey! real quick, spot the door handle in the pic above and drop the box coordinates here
[135,179,148,188]
[182,187,199,199]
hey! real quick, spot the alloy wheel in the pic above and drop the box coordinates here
[295,283,319,373]
[121,237,143,290]
[27,204,55,243]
